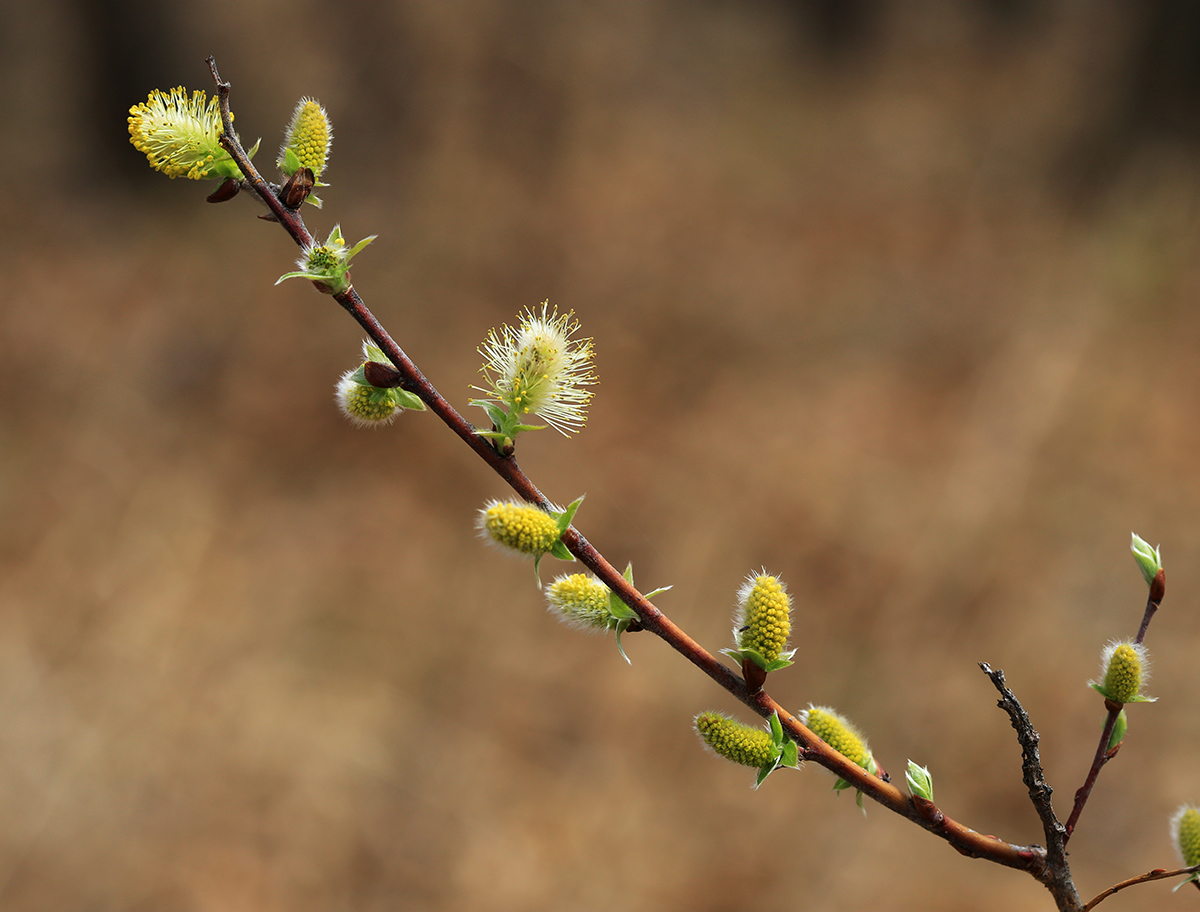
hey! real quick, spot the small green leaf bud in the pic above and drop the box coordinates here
[1130,532,1163,588]
[694,711,777,769]
[801,705,878,776]
[478,500,563,557]
[1090,640,1155,704]
[905,760,934,802]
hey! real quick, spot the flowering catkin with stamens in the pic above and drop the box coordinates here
[734,573,792,664]
[694,712,777,768]
[1090,640,1155,704]
[128,87,247,181]
[473,303,596,438]
[547,573,614,630]
[478,500,562,556]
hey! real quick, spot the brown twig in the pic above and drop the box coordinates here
[1082,863,1200,911]
[202,55,1110,908]
[1064,583,1164,842]
[980,664,1082,911]
[1063,705,1122,841]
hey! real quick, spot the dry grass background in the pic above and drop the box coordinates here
[3,1,1200,910]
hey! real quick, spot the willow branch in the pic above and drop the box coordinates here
[204,55,1086,899]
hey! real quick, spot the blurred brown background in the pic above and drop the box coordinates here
[3,1,1200,910]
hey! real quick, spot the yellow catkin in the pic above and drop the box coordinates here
[286,99,331,178]
[695,712,775,768]
[481,502,561,555]
[547,573,611,629]
[1103,643,1143,703]
[738,574,791,662]
[1175,806,1200,867]
[805,706,872,769]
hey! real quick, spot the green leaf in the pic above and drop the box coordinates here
[555,496,584,535]
[346,235,377,259]
[469,399,509,432]
[606,591,638,622]
[275,270,323,285]
[389,389,426,411]
[613,618,633,665]
[780,740,799,768]
[768,711,783,744]
[1107,709,1128,752]
[548,540,574,562]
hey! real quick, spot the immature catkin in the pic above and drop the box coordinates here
[1102,643,1144,704]
[735,574,791,663]
[337,380,399,425]
[1174,806,1200,867]
[803,706,874,771]
[281,98,331,179]
[546,573,612,630]
[694,712,776,768]
[479,501,561,556]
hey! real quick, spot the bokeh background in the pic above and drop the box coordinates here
[3,1,1200,909]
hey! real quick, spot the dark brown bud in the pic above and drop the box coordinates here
[363,359,404,389]
[742,656,767,694]
[913,795,943,826]
[206,177,240,203]
[279,167,315,209]
[1151,568,1165,605]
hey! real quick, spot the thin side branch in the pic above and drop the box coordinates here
[1065,583,1163,842]
[1082,863,1200,911]
[1064,705,1121,840]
